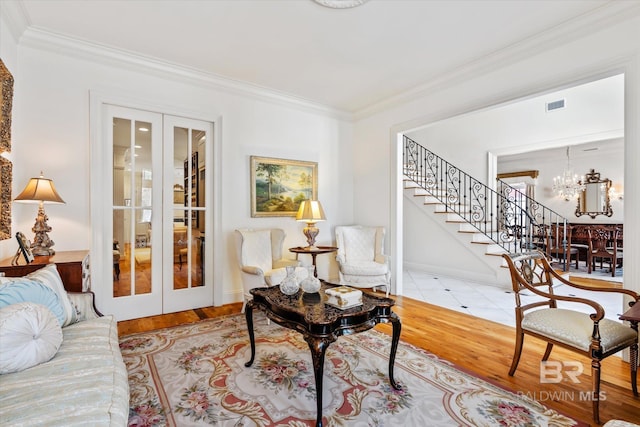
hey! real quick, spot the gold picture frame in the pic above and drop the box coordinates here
[0,156,11,240]
[0,59,13,153]
[0,59,13,241]
[16,231,34,264]
[250,156,318,217]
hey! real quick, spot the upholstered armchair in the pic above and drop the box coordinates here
[235,228,303,311]
[335,225,390,296]
[502,250,638,424]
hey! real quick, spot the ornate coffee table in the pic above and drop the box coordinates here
[244,281,401,427]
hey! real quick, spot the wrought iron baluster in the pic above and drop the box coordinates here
[402,136,567,256]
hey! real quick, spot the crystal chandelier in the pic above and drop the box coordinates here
[553,147,585,201]
[312,0,369,8]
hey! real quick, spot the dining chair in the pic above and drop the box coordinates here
[502,250,638,424]
[588,225,623,277]
[544,223,579,271]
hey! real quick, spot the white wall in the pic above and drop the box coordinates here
[1,26,354,308]
[407,74,625,223]
[353,13,640,294]
[497,139,624,223]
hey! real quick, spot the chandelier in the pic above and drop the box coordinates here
[553,146,585,201]
[312,0,369,8]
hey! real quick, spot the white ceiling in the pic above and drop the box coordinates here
[14,0,619,113]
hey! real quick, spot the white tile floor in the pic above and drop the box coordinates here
[403,267,626,327]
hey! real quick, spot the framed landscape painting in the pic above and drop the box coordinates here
[251,156,317,217]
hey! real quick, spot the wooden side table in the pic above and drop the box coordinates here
[289,246,338,278]
[0,250,90,292]
[620,302,640,395]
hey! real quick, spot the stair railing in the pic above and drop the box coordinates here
[403,136,570,259]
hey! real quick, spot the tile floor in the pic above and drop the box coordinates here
[403,267,626,327]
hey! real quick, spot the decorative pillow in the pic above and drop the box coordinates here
[0,279,66,327]
[0,264,77,326]
[0,302,63,374]
[26,264,78,326]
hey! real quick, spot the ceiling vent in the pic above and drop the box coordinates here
[546,99,566,112]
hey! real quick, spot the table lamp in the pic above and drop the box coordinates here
[296,200,326,249]
[14,172,65,256]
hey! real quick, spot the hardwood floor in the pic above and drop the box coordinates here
[117,295,640,426]
[113,243,203,297]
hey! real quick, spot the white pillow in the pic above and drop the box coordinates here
[0,302,63,374]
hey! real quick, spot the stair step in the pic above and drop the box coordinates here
[434,204,471,213]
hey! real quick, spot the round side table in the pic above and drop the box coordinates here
[289,246,338,278]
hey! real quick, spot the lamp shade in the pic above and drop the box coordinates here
[296,200,326,223]
[14,175,65,204]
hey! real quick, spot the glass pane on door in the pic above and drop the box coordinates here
[112,118,153,297]
[172,127,205,290]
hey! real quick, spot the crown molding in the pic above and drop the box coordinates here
[354,1,640,120]
[0,0,30,43]
[17,26,353,121]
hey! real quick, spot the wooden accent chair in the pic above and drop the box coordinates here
[112,240,121,281]
[587,225,623,277]
[173,225,189,270]
[544,223,579,271]
[502,251,638,424]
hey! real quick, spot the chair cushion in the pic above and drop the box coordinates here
[342,227,376,262]
[340,260,388,276]
[522,308,637,352]
[0,302,63,374]
[240,229,273,274]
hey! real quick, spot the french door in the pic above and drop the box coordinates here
[96,105,213,320]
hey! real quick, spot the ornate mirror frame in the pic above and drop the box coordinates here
[575,169,613,219]
[0,59,13,240]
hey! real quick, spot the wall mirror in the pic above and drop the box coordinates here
[575,169,612,218]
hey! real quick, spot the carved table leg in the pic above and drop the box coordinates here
[311,253,319,277]
[305,335,331,427]
[630,320,638,396]
[389,313,402,390]
[244,302,256,367]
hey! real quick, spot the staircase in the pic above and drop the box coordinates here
[403,180,508,277]
[402,136,569,285]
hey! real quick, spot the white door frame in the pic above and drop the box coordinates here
[89,90,223,320]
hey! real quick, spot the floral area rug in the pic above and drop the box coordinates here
[120,313,583,427]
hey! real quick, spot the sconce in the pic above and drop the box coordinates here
[609,186,624,201]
